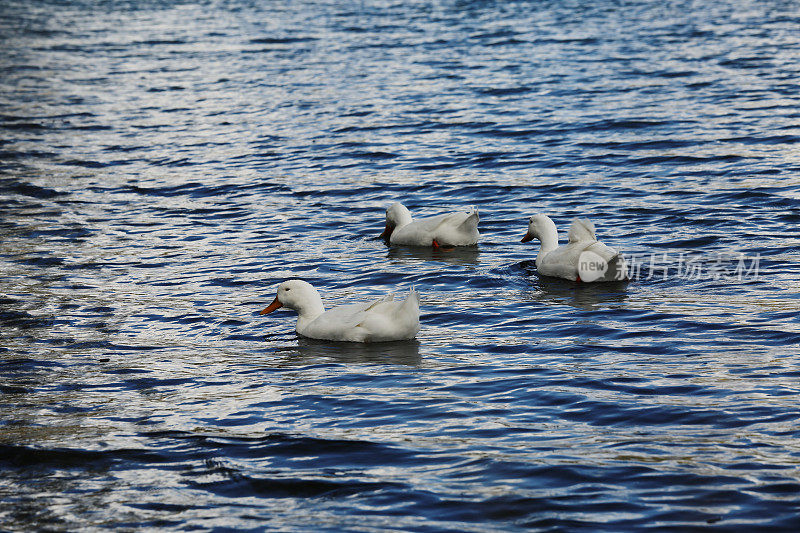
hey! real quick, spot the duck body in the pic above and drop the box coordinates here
[260,280,420,342]
[382,203,479,247]
[522,215,627,282]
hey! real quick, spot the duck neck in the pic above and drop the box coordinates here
[295,299,325,332]
[394,211,412,230]
[536,227,559,265]
[387,203,414,231]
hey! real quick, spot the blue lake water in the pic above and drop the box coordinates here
[2,0,800,530]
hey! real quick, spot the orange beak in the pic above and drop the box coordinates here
[379,222,394,240]
[521,231,533,243]
[259,296,283,315]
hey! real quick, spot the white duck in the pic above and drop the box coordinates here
[521,215,628,282]
[259,280,420,342]
[381,202,480,247]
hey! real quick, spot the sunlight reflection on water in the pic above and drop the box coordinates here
[2,0,800,530]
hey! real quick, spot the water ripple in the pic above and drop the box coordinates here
[2,0,800,530]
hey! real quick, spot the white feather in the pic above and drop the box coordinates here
[522,214,627,282]
[261,280,420,342]
[385,203,480,246]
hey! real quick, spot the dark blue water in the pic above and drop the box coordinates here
[2,0,800,530]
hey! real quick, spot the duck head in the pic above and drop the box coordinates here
[380,202,413,240]
[260,279,324,317]
[521,214,557,243]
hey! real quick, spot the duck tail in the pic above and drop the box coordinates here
[568,217,597,243]
[459,208,480,231]
[404,286,421,311]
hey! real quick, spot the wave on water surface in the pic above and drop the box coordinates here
[2,0,800,530]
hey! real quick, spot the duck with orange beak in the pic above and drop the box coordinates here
[260,280,420,343]
[521,214,628,282]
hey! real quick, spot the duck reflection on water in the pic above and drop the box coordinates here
[517,260,630,310]
[386,244,480,266]
[273,337,422,366]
